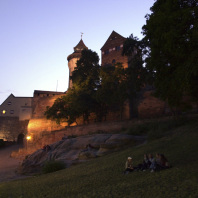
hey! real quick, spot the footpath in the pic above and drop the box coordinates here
[0,145,28,183]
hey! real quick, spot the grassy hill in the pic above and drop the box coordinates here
[0,116,198,198]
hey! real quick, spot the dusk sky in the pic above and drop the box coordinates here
[0,0,155,105]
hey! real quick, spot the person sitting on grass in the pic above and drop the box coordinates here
[136,154,151,171]
[156,154,170,170]
[141,154,151,171]
[124,157,134,174]
[148,153,156,172]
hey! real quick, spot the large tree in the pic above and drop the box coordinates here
[45,49,100,125]
[96,63,128,120]
[122,35,153,117]
[142,0,198,108]
[122,34,153,94]
[45,90,80,125]
[72,49,100,91]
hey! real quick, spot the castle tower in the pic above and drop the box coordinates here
[101,31,128,68]
[67,39,88,88]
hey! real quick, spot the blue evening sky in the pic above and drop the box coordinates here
[0,0,155,105]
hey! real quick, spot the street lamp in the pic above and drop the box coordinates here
[26,135,31,150]
[26,136,31,141]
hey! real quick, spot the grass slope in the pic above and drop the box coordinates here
[0,116,198,198]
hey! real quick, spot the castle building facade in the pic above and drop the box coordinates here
[0,94,32,121]
[0,94,32,142]
[101,31,128,68]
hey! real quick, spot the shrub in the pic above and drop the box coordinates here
[147,117,190,140]
[127,123,150,136]
[0,139,5,148]
[42,160,65,174]
[127,116,191,139]
[68,135,77,139]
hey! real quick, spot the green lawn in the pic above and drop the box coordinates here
[0,116,198,198]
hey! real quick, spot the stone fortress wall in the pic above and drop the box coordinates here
[0,117,29,142]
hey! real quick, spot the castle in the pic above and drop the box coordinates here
[0,31,168,144]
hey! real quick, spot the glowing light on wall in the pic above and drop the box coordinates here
[26,136,31,140]
[2,110,6,114]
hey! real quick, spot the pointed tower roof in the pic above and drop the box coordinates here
[101,30,126,50]
[67,39,88,61]
[74,39,88,52]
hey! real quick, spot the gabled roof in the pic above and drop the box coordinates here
[100,30,126,50]
[0,93,33,106]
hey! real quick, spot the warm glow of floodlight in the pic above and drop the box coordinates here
[2,110,6,114]
[26,136,31,140]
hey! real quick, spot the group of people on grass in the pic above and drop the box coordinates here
[124,153,171,174]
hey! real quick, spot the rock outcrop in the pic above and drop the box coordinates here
[19,134,145,174]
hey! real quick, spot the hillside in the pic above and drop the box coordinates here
[0,116,198,198]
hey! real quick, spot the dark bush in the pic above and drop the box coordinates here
[127,123,150,136]
[42,160,65,174]
[0,139,5,148]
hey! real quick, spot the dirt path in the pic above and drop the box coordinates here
[0,145,29,183]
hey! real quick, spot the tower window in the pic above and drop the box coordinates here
[115,46,120,51]
[105,49,109,55]
[8,101,11,105]
[10,110,14,114]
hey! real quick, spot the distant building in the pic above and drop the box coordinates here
[0,94,33,142]
[0,94,32,121]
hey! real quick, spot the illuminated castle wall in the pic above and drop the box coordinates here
[0,31,170,143]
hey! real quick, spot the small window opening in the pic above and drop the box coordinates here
[105,49,109,55]
[115,46,120,51]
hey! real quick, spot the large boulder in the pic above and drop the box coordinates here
[19,134,145,174]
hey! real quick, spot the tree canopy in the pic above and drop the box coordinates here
[96,63,128,120]
[45,49,129,125]
[72,49,100,91]
[122,34,153,94]
[142,0,198,108]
